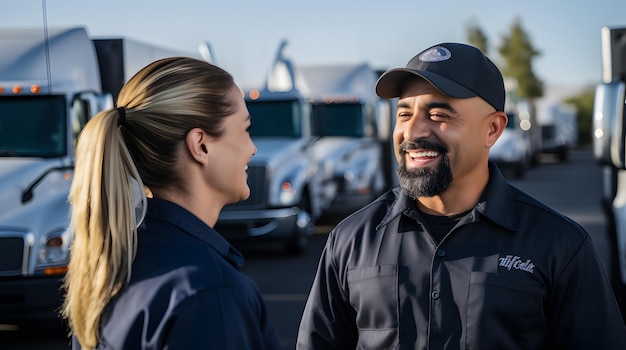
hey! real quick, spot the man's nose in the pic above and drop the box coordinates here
[404,114,431,141]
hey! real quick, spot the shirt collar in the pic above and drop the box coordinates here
[144,198,244,268]
[475,162,517,231]
[378,162,517,232]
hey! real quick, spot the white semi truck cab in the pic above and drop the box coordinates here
[215,40,396,254]
[0,27,111,328]
[216,41,331,254]
[0,26,197,328]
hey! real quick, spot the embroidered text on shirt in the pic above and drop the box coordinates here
[499,255,535,273]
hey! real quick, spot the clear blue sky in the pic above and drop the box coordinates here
[3,0,626,100]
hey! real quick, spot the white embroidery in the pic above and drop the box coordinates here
[418,46,452,62]
[498,255,535,274]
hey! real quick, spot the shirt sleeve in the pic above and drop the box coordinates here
[549,235,626,349]
[296,233,358,349]
[162,287,281,350]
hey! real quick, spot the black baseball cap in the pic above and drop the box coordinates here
[376,42,505,112]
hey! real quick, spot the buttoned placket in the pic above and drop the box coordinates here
[426,207,480,349]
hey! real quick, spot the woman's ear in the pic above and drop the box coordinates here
[486,111,508,148]
[185,127,210,164]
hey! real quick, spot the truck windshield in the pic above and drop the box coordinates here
[246,99,302,137]
[312,103,364,137]
[0,95,66,157]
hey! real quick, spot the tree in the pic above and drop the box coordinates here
[498,18,544,99]
[466,20,488,54]
[496,18,544,163]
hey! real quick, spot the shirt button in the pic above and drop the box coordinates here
[437,249,446,257]
[432,290,440,300]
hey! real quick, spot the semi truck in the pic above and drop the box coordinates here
[537,100,578,161]
[215,40,395,254]
[0,26,197,328]
[215,40,336,254]
[489,109,533,178]
[503,78,542,167]
[592,25,626,320]
[298,63,393,219]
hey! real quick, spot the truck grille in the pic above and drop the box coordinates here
[223,165,267,209]
[0,237,24,274]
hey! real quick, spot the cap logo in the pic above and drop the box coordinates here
[418,46,452,62]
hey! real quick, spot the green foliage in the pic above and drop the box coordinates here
[464,18,544,100]
[466,20,488,54]
[565,87,596,146]
[498,18,544,99]
[464,18,597,147]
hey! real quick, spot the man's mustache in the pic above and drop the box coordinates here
[399,140,447,154]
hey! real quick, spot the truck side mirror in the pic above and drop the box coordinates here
[593,81,626,169]
[613,83,626,169]
[601,27,626,84]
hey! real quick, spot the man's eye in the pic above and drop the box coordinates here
[429,113,449,120]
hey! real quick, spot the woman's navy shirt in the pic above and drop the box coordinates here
[73,198,281,349]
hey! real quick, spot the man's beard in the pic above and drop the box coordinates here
[397,140,453,198]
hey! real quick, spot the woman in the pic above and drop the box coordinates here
[62,57,281,349]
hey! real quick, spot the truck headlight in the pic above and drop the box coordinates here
[37,229,70,267]
[343,169,370,193]
[343,170,355,182]
[279,181,297,205]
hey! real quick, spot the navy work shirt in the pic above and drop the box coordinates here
[73,198,281,349]
[297,163,626,349]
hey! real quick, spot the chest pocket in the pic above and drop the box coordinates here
[347,264,399,350]
[466,271,546,349]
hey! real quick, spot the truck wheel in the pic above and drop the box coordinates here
[557,147,569,162]
[285,211,314,255]
[284,193,314,255]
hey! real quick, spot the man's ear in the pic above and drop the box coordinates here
[486,111,508,148]
[185,127,210,164]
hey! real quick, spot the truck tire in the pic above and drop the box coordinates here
[284,192,315,255]
[557,146,569,162]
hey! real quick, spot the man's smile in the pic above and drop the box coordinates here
[404,150,442,168]
[400,140,447,169]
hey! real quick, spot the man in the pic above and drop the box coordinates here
[296,42,626,349]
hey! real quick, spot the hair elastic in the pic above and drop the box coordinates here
[117,107,126,126]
